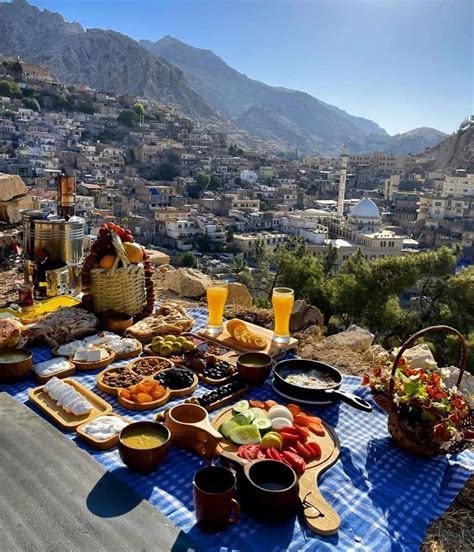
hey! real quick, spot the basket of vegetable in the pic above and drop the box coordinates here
[81,223,155,318]
[362,325,473,456]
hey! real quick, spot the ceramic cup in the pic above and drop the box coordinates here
[165,403,222,459]
[243,459,299,522]
[193,466,240,532]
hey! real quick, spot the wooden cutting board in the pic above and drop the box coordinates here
[28,378,112,431]
[212,406,341,535]
[199,319,298,358]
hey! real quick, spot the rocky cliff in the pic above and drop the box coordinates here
[417,123,474,171]
[0,0,218,122]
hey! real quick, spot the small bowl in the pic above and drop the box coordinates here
[237,352,273,385]
[101,312,133,334]
[118,421,171,473]
[0,348,33,382]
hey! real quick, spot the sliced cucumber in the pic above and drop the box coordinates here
[231,410,255,426]
[219,419,240,439]
[232,400,250,415]
[228,424,261,445]
[250,407,268,419]
[252,418,272,435]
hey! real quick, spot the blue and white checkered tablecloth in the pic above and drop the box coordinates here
[1,308,473,551]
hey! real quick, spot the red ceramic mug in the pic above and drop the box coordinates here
[193,466,240,532]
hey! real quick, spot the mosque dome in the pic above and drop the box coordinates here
[349,198,381,220]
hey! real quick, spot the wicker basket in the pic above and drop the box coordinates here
[81,232,155,319]
[374,325,473,457]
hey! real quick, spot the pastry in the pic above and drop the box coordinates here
[0,318,25,349]
[125,303,194,341]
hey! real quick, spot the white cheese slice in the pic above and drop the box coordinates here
[82,416,128,440]
[73,349,89,361]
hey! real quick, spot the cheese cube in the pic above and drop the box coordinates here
[73,349,88,361]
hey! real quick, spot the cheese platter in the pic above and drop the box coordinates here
[28,377,112,431]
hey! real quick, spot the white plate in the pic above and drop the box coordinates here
[271,382,332,406]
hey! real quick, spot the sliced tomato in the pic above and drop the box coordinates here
[267,447,283,462]
[286,446,299,455]
[238,444,261,460]
[279,426,300,436]
[306,441,322,458]
[264,448,274,459]
[295,440,312,460]
[282,451,305,474]
[280,432,300,443]
[293,425,310,440]
[256,449,266,459]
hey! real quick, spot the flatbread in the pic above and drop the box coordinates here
[125,303,194,341]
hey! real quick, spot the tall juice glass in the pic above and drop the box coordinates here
[272,287,294,344]
[206,281,228,334]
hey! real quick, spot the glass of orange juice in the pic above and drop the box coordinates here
[272,287,294,344]
[206,280,228,334]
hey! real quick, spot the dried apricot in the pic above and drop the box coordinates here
[152,387,165,400]
[136,392,152,404]
[136,382,148,394]
[121,389,131,400]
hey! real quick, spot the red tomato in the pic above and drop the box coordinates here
[280,432,300,443]
[306,442,322,458]
[267,447,283,462]
[295,440,312,460]
[293,425,309,440]
[282,451,305,474]
[279,426,300,436]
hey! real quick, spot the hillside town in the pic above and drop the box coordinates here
[0,58,473,275]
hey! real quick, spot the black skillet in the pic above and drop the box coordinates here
[273,358,372,412]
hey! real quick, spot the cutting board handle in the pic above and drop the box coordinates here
[298,470,340,535]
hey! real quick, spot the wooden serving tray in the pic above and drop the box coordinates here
[70,351,116,371]
[186,381,250,412]
[212,406,341,536]
[28,378,112,431]
[105,342,142,361]
[34,360,76,385]
[76,413,131,450]
[199,319,298,358]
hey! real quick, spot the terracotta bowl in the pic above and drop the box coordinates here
[101,312,133,334]
[118,421,171,473]
[237,352,273,385]
[0,348,33,383]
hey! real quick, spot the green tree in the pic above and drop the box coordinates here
[133,102,145,124]
[0,80,21,98]
[232,255,253,288]
[188,173,210,198]
[195,234,217,253]
[118,109,140,128]
[322,243,338,276]
[22,97,40,112]
[150,162,179,181]
[177,251,197,268]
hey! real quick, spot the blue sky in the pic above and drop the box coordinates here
[27,0,473,135]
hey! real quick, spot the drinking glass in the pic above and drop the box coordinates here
[206,280,228,334]
[272,287,294,344]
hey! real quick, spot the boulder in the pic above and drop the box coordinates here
[225,282,252,307]
[0,195,33,224]
[290,299,324,332]
[326,324,374,352]
[392,343,436,369]
[144,249,170,266]
[442,366,474,403]
[161,267,212,298]
[0,174,28,202]
[362,344,389,363]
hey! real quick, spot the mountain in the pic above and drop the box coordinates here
[416,121,474,172]
[141,35,392,154]
[382,127,447,155]
[0,0,220,122]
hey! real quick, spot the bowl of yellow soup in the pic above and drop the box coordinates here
[0,348,32,383]
[118,421,171,473]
